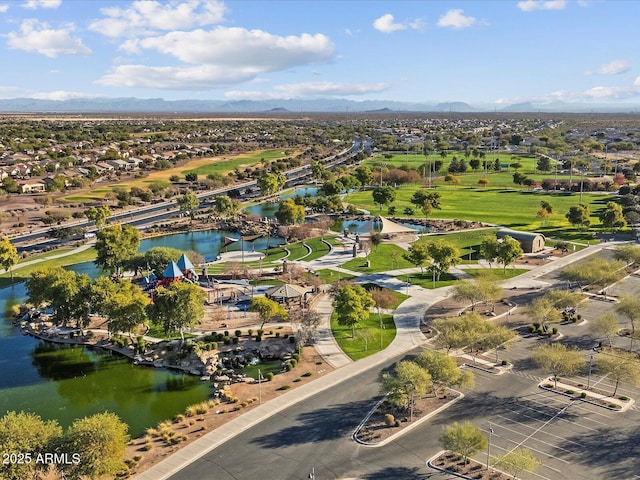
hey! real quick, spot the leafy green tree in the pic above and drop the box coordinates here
[249,297,289,329]
[597,351,640,396]
[26,267,92,329]
[480,236,500,270]
[214,195,240,216]
[415,350,473,398]
[84,205,112,229]
[177,189,200,223]
[589,312,619,349]
[148,282,205,343]
[496,447,539,480]
[372,185,396,210]
[537,156,552,172]
[533,343,584,388]
[496,235,523,273]
[543,290,583,310]
[0,235,19,282]
[333,284,375,338]
[92,277,149,337]
[0,411,62,480]
[60,412,129,480]
[354,165,374,187]
[566,203,591,229]
[562,257,625,289]
[95,224,140,276]
[369,231,383,252]
[616,295,640,348]
[426,240,461,281]
[257,172,286,196]
[311,161,328,182]
[439,421,487,464]
[403,242,430,273]
[537,200,553,225]
[410,190,441,219]
[381,360,431,420]
[453,275,501,311]
[525,296,562,330]
[613,244,640,266]
[275,198,305,225]
[512,172,527,185]
[599,201,626,233]
[127,246,182,278]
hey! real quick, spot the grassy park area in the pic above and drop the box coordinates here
[315,269,355,283]
[184,149,297,176]
[340,244,414,273]
[331,312,395,361]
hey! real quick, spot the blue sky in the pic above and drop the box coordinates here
[0,0,639,105]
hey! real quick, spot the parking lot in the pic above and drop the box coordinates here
[462,360,640,480]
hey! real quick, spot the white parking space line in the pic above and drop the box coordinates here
[495,414,586,450]
[514,401,601,433]
[488,443,557,479]
[490,419,580,457]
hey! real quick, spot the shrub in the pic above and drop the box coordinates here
[257,329,264,336]
[248,329,253,336]
[384,413,395,426]
[224,330,229,337]
[609,403,620,409]
[293,378,301,383]
[278,384,291,390]
[290,358,297,367]
[552,327,558,335]
[581,392,587,398]
[235,330,242,337]
[143,442,153,451]
[566,390,575,395]
[302,372,312,377]
[501,359,508,366]
[394,419,401,427]
[255,335,262,342]
[174,414,185,423]
[292,352,300,361]
[275,332,280,338]
[289,336,295,343]
[223,336,231,345]
[232,336,239,344]
[266,372,274,381]
[285,363,293,371]
[619,395,630,401]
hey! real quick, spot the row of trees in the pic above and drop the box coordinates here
[25,266,205,340]
[0,411,129,480]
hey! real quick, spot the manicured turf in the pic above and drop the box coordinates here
[346,186,616,241]
[361,283,409,309]
[304,237,331,261]
[419,229,500,261]
[250,278,285,286]
[184,149,296,176]
[340,244,413,273]
[331,312,395,360]
[315,269,355,283]
[402,272,459,289]
[463,268,530,279]
[0,248,98,288]
[285,242,310,261]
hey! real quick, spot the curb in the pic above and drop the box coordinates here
[352,390,464,448]
[538,377,634,412]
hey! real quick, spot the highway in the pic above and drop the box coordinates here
[10,138,366,252]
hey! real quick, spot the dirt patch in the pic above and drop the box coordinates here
[124,345,332,477]
[430,452,510,480]
[355,390,461,445]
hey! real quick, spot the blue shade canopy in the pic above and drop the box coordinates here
[176,253,195,271]
[162,261,184,279]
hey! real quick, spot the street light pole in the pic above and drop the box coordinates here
[486,423,494,470]
[587,354,594,390]
[258,368,263,404]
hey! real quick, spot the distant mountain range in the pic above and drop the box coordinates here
[0,97,639,114]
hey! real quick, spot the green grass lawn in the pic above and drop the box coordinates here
[184,149,294,176]
[331,312,395,360]
[285,242,310,261]
[250,278,285,286]
[316,269,355,283]
[17,247,75,264]
[0,248,98,288]
[340,244,413,273]
[361,283,408,309]
[463,268,530,279]
[419,228,500,261]
[304,237,331,261]
[402,272,459,289]
[347,186,614,241]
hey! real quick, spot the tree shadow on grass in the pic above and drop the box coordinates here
[555,425,640,479]
[250,397,382,449]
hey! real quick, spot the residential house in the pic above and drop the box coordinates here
[19,181,46,194]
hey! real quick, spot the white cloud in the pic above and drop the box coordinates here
[89,0,226,38]
[0,4,8,13]
[31,90,105,101]
[6,19,91,58]
[586,60,631,76]
[132,27,334,68]
[496,83,640,104]
[373,14,406,33]
[97,64,265,89]
[225,81,391,100]
[517,0,567,12]
[437,9,476,29]
[373,13,424,34]
[22,0,61,9]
